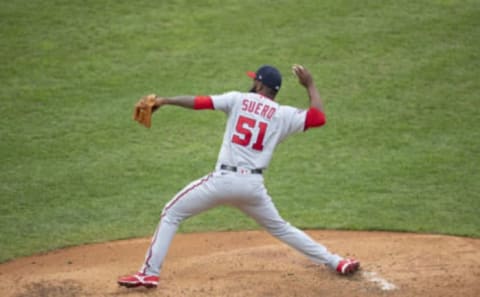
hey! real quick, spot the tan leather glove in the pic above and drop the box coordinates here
[133,94,157,128]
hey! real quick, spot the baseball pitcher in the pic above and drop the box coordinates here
[119,64,360,288]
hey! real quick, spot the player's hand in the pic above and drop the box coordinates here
[134,94,167,112]
[152,96,167,112]
[292,64,314,88]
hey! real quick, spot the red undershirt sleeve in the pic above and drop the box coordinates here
[304,107,326,130]
[193,96,214,110]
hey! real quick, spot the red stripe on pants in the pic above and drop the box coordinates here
[142,173,213,273]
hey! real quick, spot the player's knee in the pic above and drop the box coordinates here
[160,209,184,226]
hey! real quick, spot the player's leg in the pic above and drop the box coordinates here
[119,172,222,288]
[238,192,343,270]
[139,173,223,276]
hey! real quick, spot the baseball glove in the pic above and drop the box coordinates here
[133,94,157,128]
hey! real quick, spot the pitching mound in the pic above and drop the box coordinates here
[1,230,479,297]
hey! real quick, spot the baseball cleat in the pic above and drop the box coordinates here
[118,272,159,288]
[336,258,360,275]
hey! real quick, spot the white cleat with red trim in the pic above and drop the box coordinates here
[118,272,159,288]
[336,258,360,275]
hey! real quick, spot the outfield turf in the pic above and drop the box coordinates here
[0,0,479,262]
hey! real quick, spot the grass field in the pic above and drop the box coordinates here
[1,0,479,263]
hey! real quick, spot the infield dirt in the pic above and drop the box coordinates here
[1,230,479,297]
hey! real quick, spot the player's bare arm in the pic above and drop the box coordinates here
[293,65,324,112]
[134,94,213,127]
[153,95,196,110]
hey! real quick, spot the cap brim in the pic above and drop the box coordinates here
[246,71,256,79]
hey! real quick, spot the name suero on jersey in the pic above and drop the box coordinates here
[241,98,276,120]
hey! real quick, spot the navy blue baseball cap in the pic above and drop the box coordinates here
[246,65,282,91]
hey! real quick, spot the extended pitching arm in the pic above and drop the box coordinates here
[292,65,324,113]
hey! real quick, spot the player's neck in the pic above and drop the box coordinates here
[258,91,276,101]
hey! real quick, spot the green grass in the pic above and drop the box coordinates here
[1,0,479,262]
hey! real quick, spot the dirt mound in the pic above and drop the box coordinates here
[1,230,479,297]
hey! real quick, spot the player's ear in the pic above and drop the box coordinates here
[256,81,265,92]
[249,80,261,93]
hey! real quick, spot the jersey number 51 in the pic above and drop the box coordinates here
[231,115,268,151]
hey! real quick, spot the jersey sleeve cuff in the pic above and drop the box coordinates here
[304,107,326,130]
[193,96,214,110]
